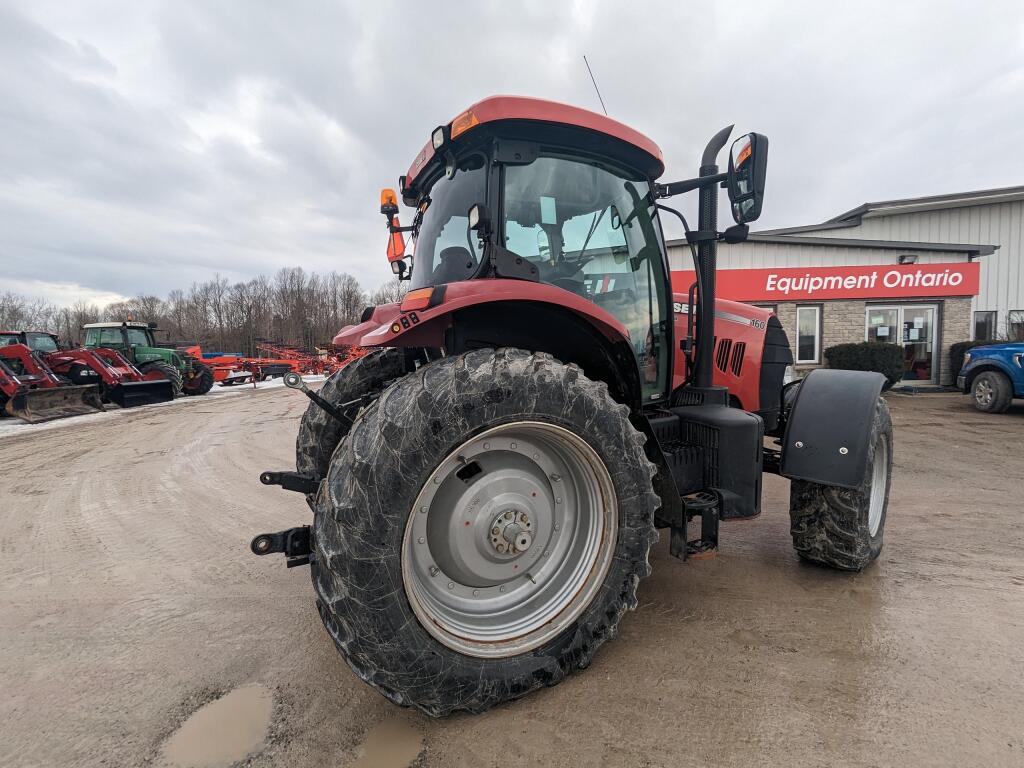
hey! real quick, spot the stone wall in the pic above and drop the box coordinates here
[763,297,972,385]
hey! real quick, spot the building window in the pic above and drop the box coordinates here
[973,311,997,340]
[796,306,821,364]
[1009,311,1024,341]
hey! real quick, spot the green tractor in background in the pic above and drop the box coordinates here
[82,321,214,397]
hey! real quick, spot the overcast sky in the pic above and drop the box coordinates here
[3,0,1023,307]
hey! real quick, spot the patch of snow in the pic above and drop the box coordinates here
[0,374,327,440]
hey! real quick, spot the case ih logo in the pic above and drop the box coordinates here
[671,262,980,302]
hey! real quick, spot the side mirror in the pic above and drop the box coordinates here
[727,133,768,224]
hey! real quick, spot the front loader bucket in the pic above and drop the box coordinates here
[106,379,175,408]
[5,384,105,424]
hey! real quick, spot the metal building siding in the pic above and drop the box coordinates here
[667,241,962,273]
[806,200,1023,325]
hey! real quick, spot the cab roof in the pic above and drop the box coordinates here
[404,95,665,189]
[83,321,151,329]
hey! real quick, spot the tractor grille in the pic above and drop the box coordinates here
[681,421,720,487]
[715,338,732,372]
[730,342,746,376]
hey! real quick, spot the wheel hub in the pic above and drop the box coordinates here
[402,422,618,658]
[490,509,533,555]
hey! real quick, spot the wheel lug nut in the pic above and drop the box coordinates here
[447,582,454,590]
[418,537,425,544]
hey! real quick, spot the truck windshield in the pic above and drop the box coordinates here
[409,155,487,290]
[503,154,669,400]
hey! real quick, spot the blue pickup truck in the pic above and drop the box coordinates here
[957,342,1024,413]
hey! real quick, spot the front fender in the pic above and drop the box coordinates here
[960,357,1019,390]
[780,369,886,489]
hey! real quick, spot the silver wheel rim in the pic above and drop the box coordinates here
[402,421,618,658]
[975,378,993,406]
[868,436,888,537]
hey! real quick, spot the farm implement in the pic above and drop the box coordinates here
[2,331,175,410]
[0,338,103,423]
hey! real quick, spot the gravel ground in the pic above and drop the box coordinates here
[0,388,1021,767]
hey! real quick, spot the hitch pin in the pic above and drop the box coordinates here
[284,372,351,425]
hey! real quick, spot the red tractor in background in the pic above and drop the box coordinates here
[253,96,893,716]
[1,331,175,409]
[0,338,103,422]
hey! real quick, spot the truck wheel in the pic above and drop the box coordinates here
[138,360,182,396]
[295,348,406,502]
[182,363,214,395]
[788,398,893,571]
[312,348,658,716]
[970,371,1012,413]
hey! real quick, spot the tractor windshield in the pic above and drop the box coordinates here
[24,333,58,353]
[409,154,487,290]
[125,328,150,345]
[503,154,669,399]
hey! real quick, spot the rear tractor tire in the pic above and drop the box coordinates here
[182,363,214,396]
[970,370,1012,413]
[311,348,659,716]
[138,360,183,397]
[789,398,893,571]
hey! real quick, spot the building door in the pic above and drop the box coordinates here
[865,304,938,383]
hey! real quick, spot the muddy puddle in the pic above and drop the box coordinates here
[352,718,424,768]
[156,684,273,767]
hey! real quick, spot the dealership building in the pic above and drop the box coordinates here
[668,186,1024,386]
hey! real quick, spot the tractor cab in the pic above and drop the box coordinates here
[83,321,160,359]
[376,96,764,406]
[1,331,59,353]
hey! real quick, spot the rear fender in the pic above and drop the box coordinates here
[338,280,631,349]
[780,369,886,489]
[333,280,640,407]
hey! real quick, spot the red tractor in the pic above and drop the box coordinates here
[0,336,103,422]
[1,331,175,409]
[253,97,893,716]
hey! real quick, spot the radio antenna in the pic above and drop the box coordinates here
[583,55,608,116]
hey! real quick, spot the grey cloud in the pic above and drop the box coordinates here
[2,0,1023,304]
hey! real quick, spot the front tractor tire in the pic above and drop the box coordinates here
[311,349,659,716]
[182,363,214,396]
[138,360,182,397]
[789,398,893,571]
[295,347,406,504]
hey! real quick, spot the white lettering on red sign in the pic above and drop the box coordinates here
[671,262,979,302]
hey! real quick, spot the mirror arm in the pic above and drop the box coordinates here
[655,172,727,199]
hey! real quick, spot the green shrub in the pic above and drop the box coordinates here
[824,342,903,389]
[949,340,999,380]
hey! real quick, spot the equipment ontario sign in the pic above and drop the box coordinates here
[670,262,980,301]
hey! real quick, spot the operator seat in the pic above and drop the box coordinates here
[434,246,478,283]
